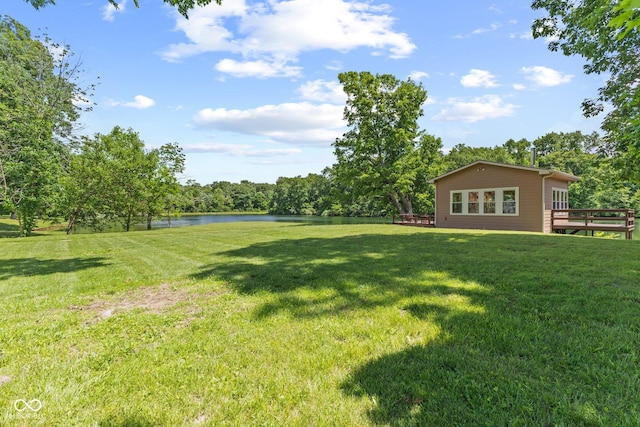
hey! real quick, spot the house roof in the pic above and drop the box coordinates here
[428,160,580,184]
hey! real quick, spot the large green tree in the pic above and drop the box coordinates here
[0,16,89,235]
[141,142,185,229]
[443,144,518,171]
[25,0,222,18]
[531,0,640,181]
[333,71,442,216]
[531,131,639,210]
[63,127,181,233]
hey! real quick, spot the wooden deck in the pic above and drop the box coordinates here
[551,209,635,240]
[392,213,435,227]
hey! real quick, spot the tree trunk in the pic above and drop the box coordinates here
[125,212,132,232]
[147,213,152,230]
[400,194,413,215]
[389,192,413,215]
[66,211,78,235]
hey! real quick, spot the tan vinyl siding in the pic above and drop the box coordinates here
[543,209,552,234]
[542,178,570,233]
[434,164,544,232]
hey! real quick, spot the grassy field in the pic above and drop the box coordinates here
[0,219,639,426]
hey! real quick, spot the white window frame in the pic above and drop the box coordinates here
[450,187,519,216]
[552,187,569,210]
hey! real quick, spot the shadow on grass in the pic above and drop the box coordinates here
[191,231,635,319]
[0,257,109,280]
[340,304,638,425]
[0,219,20,238]
[191,230,640,425]
[0,219,62,238]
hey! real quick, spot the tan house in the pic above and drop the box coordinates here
[428,161,579,233]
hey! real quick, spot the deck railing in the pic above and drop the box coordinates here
[392,213,435,227]
[551,209,635,240]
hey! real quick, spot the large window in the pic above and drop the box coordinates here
[503,190,516,214]
[552,188,568,210]
[468,192,479,214]
[452,192,463,213]
[450,187,518,215]
[484,191,496,214]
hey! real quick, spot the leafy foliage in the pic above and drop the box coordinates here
[610,0,640,36]
[25,0,223,18]
[141,142,186,229]
[531,0,640,182]
[178,180,273,213]
[63,127,185,233]
[333,72,443,215]
[443,144,516,170]
[0,16,89,236]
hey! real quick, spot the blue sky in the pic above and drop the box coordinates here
[5,0,604,184]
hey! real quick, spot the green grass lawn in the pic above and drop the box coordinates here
[0,221,639,426]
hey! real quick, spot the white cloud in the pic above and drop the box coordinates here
[472,22,501,35]
[432,95,518,123]
[408,71,430,81]
[325,60,343,71]
[107,95,155,109]
[215,58,302,78]
[512,83,526,90]
[460,69,499,88]
[103,0,127,22]
[521,66,573,87]
[162,0,415,76]
[161,1,245,62]
[183,142,301,157]
[122,95,155,109]
[192,102,345,146]
[297,80,346,104]
[260,129,344,145]
[453,21,504,39]
[510,31,533,40]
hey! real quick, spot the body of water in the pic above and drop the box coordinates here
[73,214,388,234]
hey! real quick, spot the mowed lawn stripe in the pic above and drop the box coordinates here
[1,222,639,425]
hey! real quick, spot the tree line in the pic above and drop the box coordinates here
[177,131,638,219]
[3,6,639,236]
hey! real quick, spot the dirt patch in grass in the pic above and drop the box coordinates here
[70,284,200,324]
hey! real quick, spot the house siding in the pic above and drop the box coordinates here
[434,164,544,232]
[542,177,570,233]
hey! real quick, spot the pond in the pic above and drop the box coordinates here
[72,214,389,234]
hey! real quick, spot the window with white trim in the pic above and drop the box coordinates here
[452,192,463,213]
[450,187,519,215]
[468,192,479,214]
[484,191,496,214]
[552,188,569,210]
[503,190,516,214]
